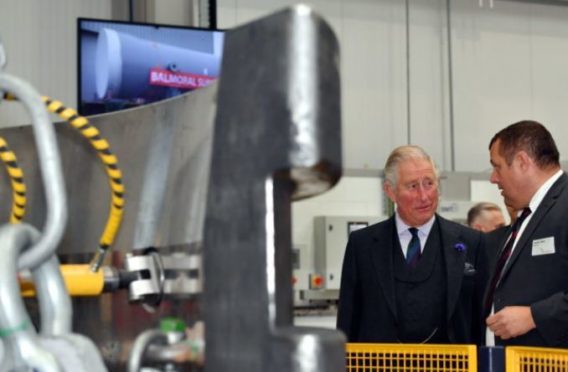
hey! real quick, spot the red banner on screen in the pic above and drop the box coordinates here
[149,68,216,89]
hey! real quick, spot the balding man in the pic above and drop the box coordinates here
[467,202,506,233]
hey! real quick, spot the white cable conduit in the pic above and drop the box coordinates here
[0,223,63,371]
[0,73,68,270]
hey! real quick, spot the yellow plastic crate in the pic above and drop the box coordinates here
[506,346,568,371]
[345,343,477,372]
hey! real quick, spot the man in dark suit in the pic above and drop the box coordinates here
[485,225,509,263]
[337,145,487,344]
[485,120,568,347]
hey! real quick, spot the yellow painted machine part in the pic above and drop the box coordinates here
[20,264,104,297]
[506,346,568,371]
[346,343,477,372]
[0,136,27,224]
[3,92,126,271]
[41,97,125,253]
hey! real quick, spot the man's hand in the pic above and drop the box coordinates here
[486,306,536,340]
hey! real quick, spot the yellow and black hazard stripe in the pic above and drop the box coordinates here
[2,92,125,270]
[41,96,125,267]
[0,136,26,224]
[2,92,15,101]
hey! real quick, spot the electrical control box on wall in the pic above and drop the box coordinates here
[314,215,383,290]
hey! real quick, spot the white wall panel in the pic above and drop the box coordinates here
[451,0,532,171]
[408,0,451,170]
[340,0,406,171]
[0,0,111,127]
[451,0,568,171]
[153,0,194,25]
[471,179,510,224]
[531,3,568,152]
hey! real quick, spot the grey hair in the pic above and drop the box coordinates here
[383,145,439,187]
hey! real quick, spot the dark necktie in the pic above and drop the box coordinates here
[484,207,532,315]
[406,227,421,268]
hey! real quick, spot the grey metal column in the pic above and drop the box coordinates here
[204,5,345,371]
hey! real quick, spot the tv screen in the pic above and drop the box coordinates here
[78,18,224,116]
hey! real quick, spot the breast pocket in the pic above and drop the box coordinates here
[463,262,476,277]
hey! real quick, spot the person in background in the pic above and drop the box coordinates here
[467,202,506,233]
[485,120,568,347]
[337,145,488,344]
[485,204,519,261]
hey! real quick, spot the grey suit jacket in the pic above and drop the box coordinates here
[337,214,487,344]
[486,173,568,347]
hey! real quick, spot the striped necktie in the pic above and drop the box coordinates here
[406,227,421,268]
[484,207,531,315]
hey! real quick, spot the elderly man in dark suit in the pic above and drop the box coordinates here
[485,120,568,347]
[337,145,487,344]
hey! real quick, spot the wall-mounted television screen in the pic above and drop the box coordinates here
[78,18,224,116]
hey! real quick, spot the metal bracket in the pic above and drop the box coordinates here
[125,251,202,303]
[203,5,345,371]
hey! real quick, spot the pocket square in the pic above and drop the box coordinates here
[464,262,476,276]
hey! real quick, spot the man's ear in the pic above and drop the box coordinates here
[515,150,533,171]
[384,182,396,204]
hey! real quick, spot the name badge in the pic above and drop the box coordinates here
[532,237,555,256]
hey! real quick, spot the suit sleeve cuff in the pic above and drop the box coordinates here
[531,292,568,346]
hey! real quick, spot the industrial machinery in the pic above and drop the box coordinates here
[0,5,344,371]
[294,216,382,308]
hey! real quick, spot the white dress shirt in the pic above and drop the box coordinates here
[395,213,436,259]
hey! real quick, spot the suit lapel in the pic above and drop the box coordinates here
[500,173,567,281]
[438,216,467,322]
[370,217,397,321]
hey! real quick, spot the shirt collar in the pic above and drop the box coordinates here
[527,169,563,214]
[395,213,436,238]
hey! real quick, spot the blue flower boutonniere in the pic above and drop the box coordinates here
[454,242,467,252]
